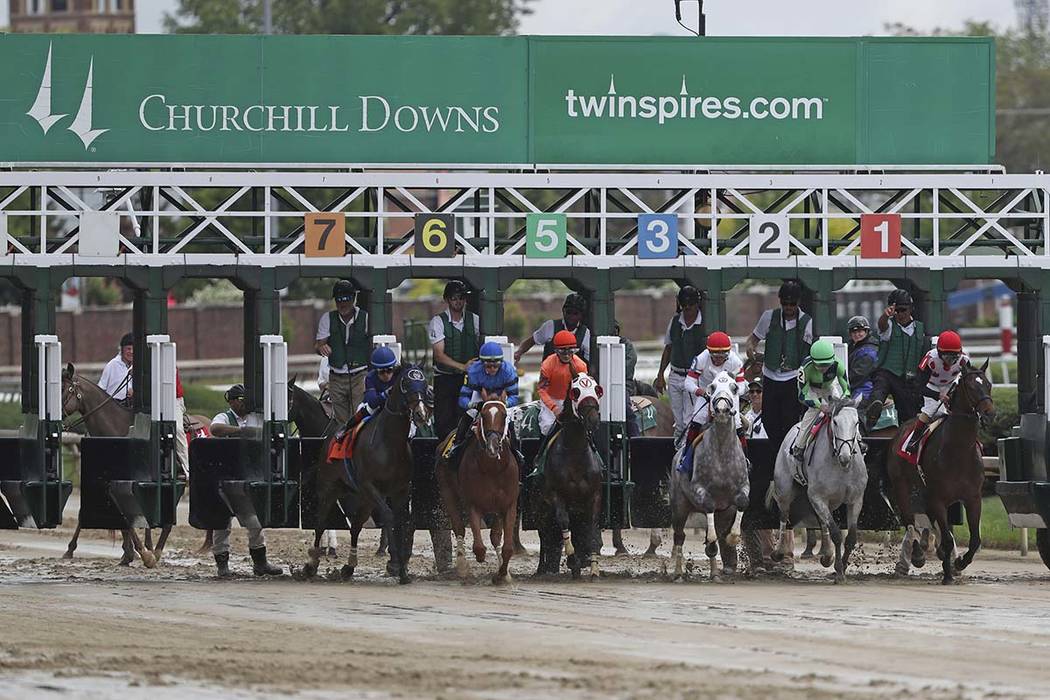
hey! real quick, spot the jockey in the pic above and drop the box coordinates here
[904,330,970,454]
[790,338,850,466]
[340,346,399,435]
[445,342,521,469]
[535,330,589,456]
[676,331,745,472]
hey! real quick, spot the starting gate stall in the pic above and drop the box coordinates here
[78,334,183,529]
[190,336,298,532]
[0,335,70,529]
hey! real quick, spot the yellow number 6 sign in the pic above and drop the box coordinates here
[414,213,455,257]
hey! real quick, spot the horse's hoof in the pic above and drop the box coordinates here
[834,573,846,584]
[800,550,815,560]
[474,549,486,564]
[941,575,954,585]
[140,551,158,569]
[152,549,163,564]
[642,546,659,558]
[912,555,926,569]
[492,572,512,585]
[723,566,737,577]
[704,542,718,559]
[726,534,740,548]
[770,550,784,563]
[398,573,412,585]
[614,546,630,557]
[62,550,74,560]
[118,555,133,567]
[819,554,833,568]
[340,565,354,580]
[953,557,968,574]
[570,567,581,580]
[894,563,910,578]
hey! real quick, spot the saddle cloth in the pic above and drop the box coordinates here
[629,396,658,433]
[895,417,945,466]
[327,417,371,462]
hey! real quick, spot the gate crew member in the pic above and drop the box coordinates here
[209,383,283,578]
[514,292,591,363]
[904,330,970,455]
[864,289,928,428]
[100,332,134,407]
[790,339,850,469]
[445,341,521,469]
[744,378,767,440]
[174,369,188,478]
[428,280,480,440]
[746,280,813,449]
[535,330,589,456]
[654,286,705,441]
[614,319,642,437]
[315,280,371,426]
[846,315,880,403]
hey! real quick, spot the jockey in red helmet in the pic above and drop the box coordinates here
[905,330,969,454]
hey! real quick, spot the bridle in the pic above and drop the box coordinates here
[477,400,509,457]
[948,368,994,424]
[62,372,130,431]
[828,400,863,465]
[385,367,431,424]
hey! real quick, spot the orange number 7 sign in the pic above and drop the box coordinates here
[860,214,901,259]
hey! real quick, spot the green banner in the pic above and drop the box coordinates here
[0,34,993,165]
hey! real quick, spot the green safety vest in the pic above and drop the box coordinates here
[436,312,479,375]
[876,319,926,377]
[223,409,240,426]
[327,309,370,370]
[542,320,589,360]
[668,312,706,369]
[764,309,812,374]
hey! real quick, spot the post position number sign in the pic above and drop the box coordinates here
[860,213,902,259]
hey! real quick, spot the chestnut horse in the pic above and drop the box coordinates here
[436,396,519,584]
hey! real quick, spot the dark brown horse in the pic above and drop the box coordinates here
[299,365,431,584]
[436,395,520,584]
[535,371,604,579]
[885,360,995,584]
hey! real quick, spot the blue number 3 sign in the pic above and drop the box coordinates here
[638,214,679,259]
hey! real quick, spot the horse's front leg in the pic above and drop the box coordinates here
[808,495,843,582]
[144,527,154,552]
[125,528,157,568]
[494,501,517,585]
[670,493,688,580]
[63,524,82,559]
[954,495,982,574]
[550,494,573,558]
[928,502,956,585]
[390,494,413,584]
[437,467,468,578]
[468,507,486,563]
[153,526,173,562]
[714,508,740,577]
[842,498,861,572]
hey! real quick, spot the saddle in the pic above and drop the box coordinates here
[327,416,371,462]
[895,416,946,466]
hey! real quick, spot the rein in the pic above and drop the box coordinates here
[827,403,863,465]
[63,371,132,431]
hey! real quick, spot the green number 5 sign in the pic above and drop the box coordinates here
[526,213,566,259]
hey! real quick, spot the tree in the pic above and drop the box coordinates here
[165,0,533,36]
[888,20,1050,173]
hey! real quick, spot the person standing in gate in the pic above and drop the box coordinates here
[745,280,813,449]
[864,289,928,428]
[99,332,134,407]
[653,286,705,442]
[744,378,767,440]
[315,280,371,426]
[173,369,189,478]
[514,292,592,363]
[208,383,283,578]
[428,280,481,440]
[846,315,880,405]
[614,320,642,437]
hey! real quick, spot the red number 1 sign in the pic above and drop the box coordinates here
[860,213,902,259]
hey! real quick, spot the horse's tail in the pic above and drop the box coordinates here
[763,480,777,511]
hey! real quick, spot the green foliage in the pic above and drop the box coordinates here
[83,278,125,307]
[503,301,528,340]
[182,382,229,418]
[981,386,1020,450]
[165,0,533,36]
[0,401,23,430]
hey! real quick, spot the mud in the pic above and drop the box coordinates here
[1,513,1049,699]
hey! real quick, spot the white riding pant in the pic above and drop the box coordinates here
[921,395,948,421]
[174,396,188,477]
[212,526,265,555]
[539,400,562,435]
[668,370,694,440]
[792,407,823,453]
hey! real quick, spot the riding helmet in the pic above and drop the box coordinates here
[370,346,398,369]
[809,338,836,365]
[479,341,504,361]
[847,315,870,332]
[443,280,469,299]
[677,285,701,307]
[224,384,247,401]
[553,330,579,349]
[119,332,134,349]
[706,331,732,352]
[562,292,587,314]
[332,279,357,302]
[937,330,963,353]
[888,288,913,307]
[778,279,803,303]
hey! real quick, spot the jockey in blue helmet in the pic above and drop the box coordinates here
[446,341,522,470]
[342,346,400,433]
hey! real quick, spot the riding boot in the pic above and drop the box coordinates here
[864,399,884,430]
[250,546,283,576]
[530,430,555,477]
[214,551,231,579]
[336,406,369,441]
[677,423,703,474]
[446,413,474,471]
[905,422,928,454]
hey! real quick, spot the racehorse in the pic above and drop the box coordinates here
[769,393,867,583]
[885,361,994,584]
[535,371,604,580]
[669,372,750,579]
[435,394,519,584]
[300,365,432,584]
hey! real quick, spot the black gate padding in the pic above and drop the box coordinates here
[189,438,237,529]
[0,438,22,529]
[628,437,674,528]
[79,437,151,529]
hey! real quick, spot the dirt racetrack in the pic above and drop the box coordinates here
[1,512,1049,700]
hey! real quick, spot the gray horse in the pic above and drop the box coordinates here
[669,372,750,580]
[769,394,867,583]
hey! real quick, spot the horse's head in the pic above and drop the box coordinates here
[829,395,862,467]
[61,362,84,418]
[708,371,741,424]
[950,360,995,426]
[394,365,432,429]
[568,372,603,434]
[477,400,509,459]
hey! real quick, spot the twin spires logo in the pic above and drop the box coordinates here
[26,42,108,150]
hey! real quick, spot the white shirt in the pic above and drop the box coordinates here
[99,353,132,400]
[751,309,814,383]
[210,410,264,429]
[879,318,917,342]
[920,349,970,390]
[684,350,744,396]
[745,409,767,439]
[317,357,330,387]
[662,311,704,347]
[316,307,368,374]
[532,319,591,361]
[427,311,480,345]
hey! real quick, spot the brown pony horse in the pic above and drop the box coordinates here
[885,360,994,584]
[436,395,520,584]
